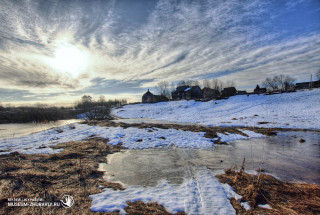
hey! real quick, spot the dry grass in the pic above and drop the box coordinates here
[216,162,320,215]
[0,136,188,215]
[124,201,187,215]
[0,137,125,215]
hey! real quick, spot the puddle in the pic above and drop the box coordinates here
[101,131,320,186]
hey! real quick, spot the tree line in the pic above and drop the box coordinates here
[0,95,128,123]
[75,95,127,120]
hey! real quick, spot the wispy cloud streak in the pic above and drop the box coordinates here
[0,0,319,103]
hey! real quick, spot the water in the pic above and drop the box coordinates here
[0,119,82,140]
[100,131,320,186]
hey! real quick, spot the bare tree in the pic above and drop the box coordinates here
[202,79,211,88]
[81,95,93,103]
[263,74,296,92]
[157,81,170,98]
[186,80,200,86]
[98,95,106,103]
[224,80,235,88]
[283,76,295,91]
[211,78,225,92]
[263,77,279,91]
[170,82,176,98]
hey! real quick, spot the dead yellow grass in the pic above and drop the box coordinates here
[0,137,125,215]
[0,136,187,215]
[216,162,320,215]
[124,201,187,215]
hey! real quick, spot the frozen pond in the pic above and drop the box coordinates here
[0,119,82,140]
[100,131,320,186]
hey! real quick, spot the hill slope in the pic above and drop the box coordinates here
[113,89,320,129]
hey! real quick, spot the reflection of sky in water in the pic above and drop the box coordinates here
[104,131,320,186]
[0,119,81,140]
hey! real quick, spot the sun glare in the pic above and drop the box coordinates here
[51,46,87,77]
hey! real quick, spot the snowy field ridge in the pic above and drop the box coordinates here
[113,89,320,129]
[90,167,242,215]
[0,123,263,154]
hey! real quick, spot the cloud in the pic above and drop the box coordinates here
[75,78,153,95]
[0,0,319,104]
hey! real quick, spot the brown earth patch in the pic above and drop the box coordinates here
[216,162,320,215]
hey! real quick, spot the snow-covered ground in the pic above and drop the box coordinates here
[0,123,263,154]
[0,122,264,213]
[4,90,313,214]
[113,89,320,129]
[91,167,243,215]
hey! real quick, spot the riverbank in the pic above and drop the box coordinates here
[1,119,319,214]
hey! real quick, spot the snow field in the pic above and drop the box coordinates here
[113,89,320,129]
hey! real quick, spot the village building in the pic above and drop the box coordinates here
[221,87,237,97]
[202,87,220,100]
[236,90,247,95]
[254,85,267,94]
[296,80,320,89]
[172,85,203,100]
[142,89,169,103]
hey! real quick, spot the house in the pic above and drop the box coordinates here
[202,87,220,100]
[236,90,247,95]
[296,80,320,89]
[254,85,267,94]
[222,87,237,97]
[172,85,203,100]
[142,90,169,103]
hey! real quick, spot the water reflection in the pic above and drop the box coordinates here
[102,131,320,186]
[0,119,82,140]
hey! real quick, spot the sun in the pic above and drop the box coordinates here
[51,46,87,77]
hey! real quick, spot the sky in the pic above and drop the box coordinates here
[0,0,319,106]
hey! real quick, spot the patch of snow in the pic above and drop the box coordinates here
[113,89,320,129]
[258,204,272,209]
[0,122,268,154]
[241,202,251,210]
[0,124,216,154]
[217,130,264,143]
[90,168,236,215]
